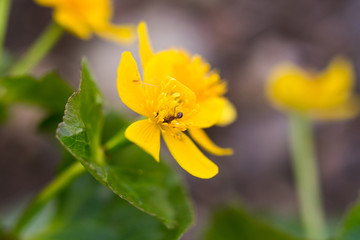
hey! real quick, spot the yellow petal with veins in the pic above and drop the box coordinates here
[125,119,160,162]
[189,97,225,128]
[162,131,218,179]
[117,51,149,117]
[188,128,233,156]
[216,98,237,126]
[138,21,154,69]
[95,23,135,43]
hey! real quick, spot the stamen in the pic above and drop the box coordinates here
[151,78,190,132]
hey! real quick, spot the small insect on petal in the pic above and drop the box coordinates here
[132,79,142,84]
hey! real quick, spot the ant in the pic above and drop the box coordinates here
[163,112,183,123]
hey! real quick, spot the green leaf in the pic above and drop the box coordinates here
[101,110,130,143]
[56,60,193,239]
[0,72,73,130]
[26,175,188,240]
[57,60,104,163]
[0,72,73,113]
[0,50,15,76]
[336,198,360,240]
[204,206,301,240]
[0,101,7,123]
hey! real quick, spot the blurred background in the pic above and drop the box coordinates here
[2,0,360,239]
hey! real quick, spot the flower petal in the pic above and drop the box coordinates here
[143,50,187,87]
[125,119,160,162]
[317,56,354,105]
[312,97,360,120]
[117,51,149,117]
[53,9,91,39]
[189,97,225,128]
[95,23,135,43]
[188,128,233,156]
[162,131,218,179]
[322,56,354,89]
[267,56,356,116]
[216,98,237,126]
[167,77,196,106]
[84,0,113,27]
[138,21,154,69]
[266,63,310,111]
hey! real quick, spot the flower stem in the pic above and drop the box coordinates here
[11,162,85,236]
[0,215,3,237]
[0,0,11,67]
[289,112,327,239]
[104,128,131,153]
[9,22,63,76]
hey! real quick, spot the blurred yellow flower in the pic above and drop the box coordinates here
[117,51,221,178]
[35,0,134,43]
[137,22,236,156]
[266,56,359,120]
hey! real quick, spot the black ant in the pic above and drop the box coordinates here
[163,112,183,123]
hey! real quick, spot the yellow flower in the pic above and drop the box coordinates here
[266,56,359,120]
[136,22,237,156]
[117,23,236,178]
[35,0,134,43]
[117,52,218,178]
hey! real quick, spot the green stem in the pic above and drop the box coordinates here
[289,113,327,239]
[9,22,63,75]
[12,162,85,236]
[0,0,11,67]
[104,128,131,153]
[0,214,3,237]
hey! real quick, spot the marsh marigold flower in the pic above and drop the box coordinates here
[266,56,359,120]
[117,23,236,178]
[35,0,134,43]
[136,22,237,156]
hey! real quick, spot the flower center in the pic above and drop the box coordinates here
[154,91,187,131]
[147,78,196,133]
